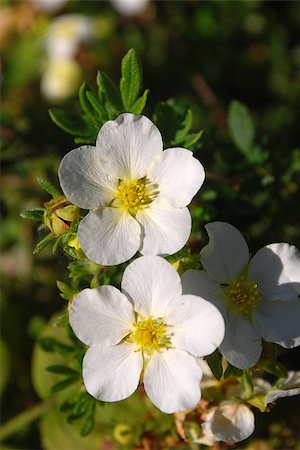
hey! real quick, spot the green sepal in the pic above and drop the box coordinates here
[120,48,142,110]
[20,208,45,222]
[49,108,97,138]
[205,350,223,380]
[37,177,61,198]
[33,233,55,254]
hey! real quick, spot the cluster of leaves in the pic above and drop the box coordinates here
[49,49,149,144]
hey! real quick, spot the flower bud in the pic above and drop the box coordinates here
[44,196,79,236]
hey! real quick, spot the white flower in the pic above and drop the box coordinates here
[182,222,300,369]
[32,0,67,12]
[69,256,225,414]
[264,371,300,405]
[40,58,82,101]
[59,113,205,265]
[110,0,149,17]
[44,14,92,59]
[202,403,255,444]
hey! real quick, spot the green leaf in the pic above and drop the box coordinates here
[85,89,108,121]
[46,365,79,376]
[51,375,79,393]
[228,100,255,154]
[264,361,288,379]
[37,177,61,198]
[241,369,253,398]
[205,351,223,380]
[173,109,193,144]
[80,403,96,437]
[120,48,142,110]
[38,336,74,355]
[33,233,55,254]
[57,280,77,302]
[78,83,100,125]
[223,363,243,379]
[97,72,123,114]
[130,89,149,114]
[74,136,97,144]
[20,208,45,222]
[183,130,204,149]
[49,108,97,138]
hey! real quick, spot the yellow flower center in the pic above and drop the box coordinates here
[225,276,261,318]
[113,178,158,214]
[127,317,171,356]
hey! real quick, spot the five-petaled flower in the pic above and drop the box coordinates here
[59,113,205,265]
[182,222,300,369]
[69,256,225,414]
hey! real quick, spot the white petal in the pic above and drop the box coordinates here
[220,311,262,369]
[181,270,227,315]
[78,208,141,265]
[58,146,118,209]
[249,243,300,301]
[143,349,202,414]
[203,404,255,444]
[83,343,143,402]
[165,295,225,357]
[253,299,300,348]
[265,371,300,404]
[96,114,163,180]
[136,206,191,256]
[200,222,250,283]
[69,285,134,347]
[121,255,182,317]
[148,148,205,208]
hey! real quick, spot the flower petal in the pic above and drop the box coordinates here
[165,295,225,357]
[58,145,118,209]
[143,349,202,414]
[78,208,141,265]
[121,255,182,317]
[202,404,255,444]
[200,222,250,283]
[69,285,134,347]
[181,270,227,315]
[265,371,300,404]
[136,206,191,256]
[219,311,262,369]
[253,299,300,348]
[148,148,205,208]
[83,343,143,402]
[96,114,163,180]
[249,243,300,301]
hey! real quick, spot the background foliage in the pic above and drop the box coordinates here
[1,1,300,449]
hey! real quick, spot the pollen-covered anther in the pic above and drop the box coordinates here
[128,317,171,355]
[226,276,261,318]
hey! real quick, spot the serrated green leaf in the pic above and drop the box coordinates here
[33,233,55,254]
[20,208,45,222]
[228,100,255,154]
[46,364,79,375]
[130,89,149,114]
[205,351,223,380]
[98,72,123,114]
[49,108,97,138]
[51,375,79,393]
[85,89,108,121]
[37,177,61,198]
[183,130,204,149]
[120,48,142,110]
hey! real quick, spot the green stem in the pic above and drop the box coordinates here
[0,396,58,442]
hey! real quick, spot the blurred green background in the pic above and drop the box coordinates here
[1,1,300,449]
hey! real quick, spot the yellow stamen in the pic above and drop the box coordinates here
[225,276,261,318]
[127,317,171,356]
[113,178,158,214]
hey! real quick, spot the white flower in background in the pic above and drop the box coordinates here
[44,14,92,59]
[182,222,300,369]
[32,0,67,12]
[40,58,82,102]
[59,113,205,265]
[69,256,225,414]
[254,371,300,405]
[110,0,149,17]
[202,403,255,444]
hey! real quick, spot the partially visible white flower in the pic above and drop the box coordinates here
[202,403,255,444]
[59,113,205,265]
[265,371,300,404]
[32,0,67,12]
[110,0,149,17]
[182,222,300,369]
[40,58,82,101]
[44,14,92,59]
[69,256,225,414]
